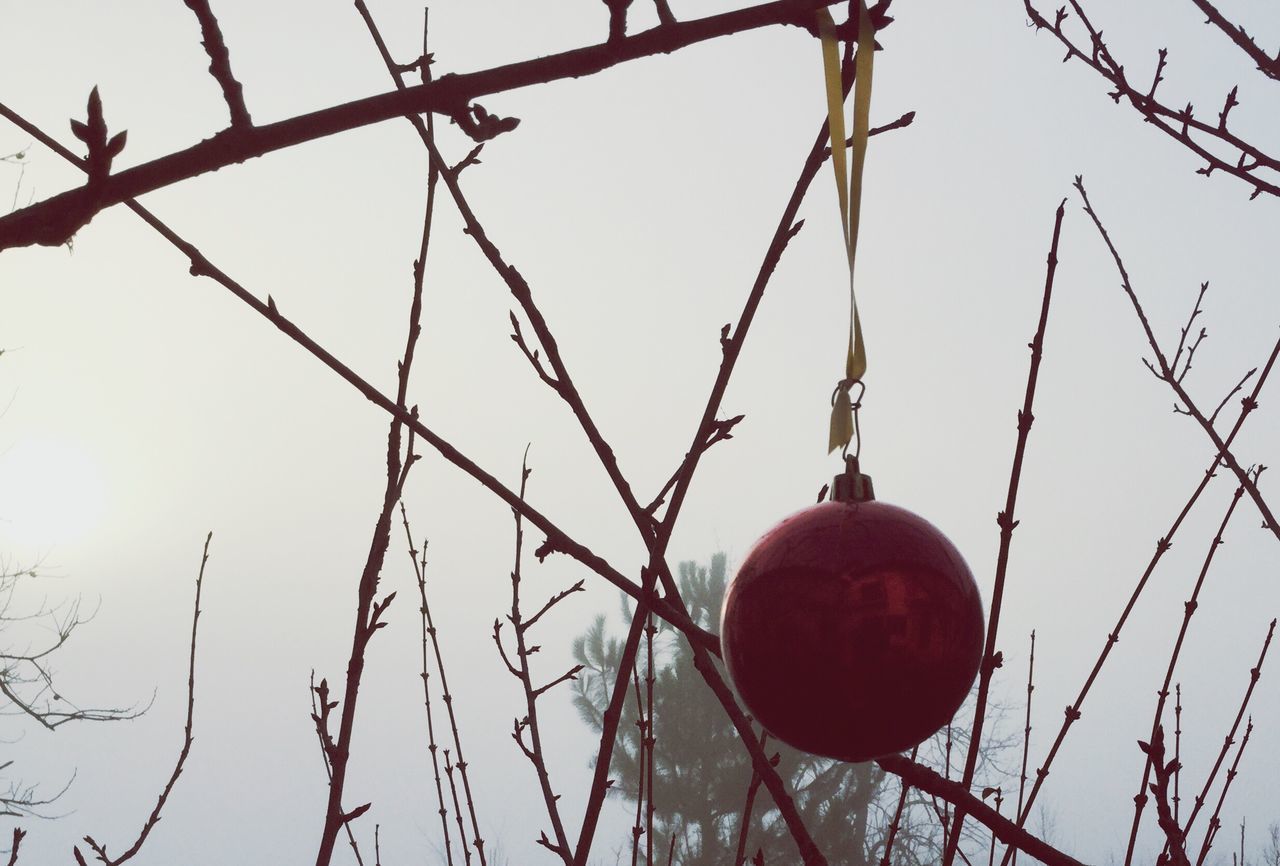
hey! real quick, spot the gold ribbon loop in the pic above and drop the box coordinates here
[820,1,875,453]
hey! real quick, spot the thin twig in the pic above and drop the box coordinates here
[1171,282,1209,384]
[1012,631,1035,866]
[78,533,212,865]
[400,513,454,866]
[645,611,656,866]
[944,198,1066,866]
[400,515,486,866]
[733,729,771,866]
[878,744,919,866]
[1174,684,1183,825]
[1124,476,1249,864]
[986,789,1004,866]
[630,659,647,866]
[1196,718,1254,866]
[498,452,578,864]
[309,673,366,866]
[1182,619,1275,838]
[443,751,471,866]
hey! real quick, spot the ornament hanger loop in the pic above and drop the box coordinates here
[829,377,865,408]
[830,378,866,461]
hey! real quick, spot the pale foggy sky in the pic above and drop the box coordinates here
[1,1,1279,864]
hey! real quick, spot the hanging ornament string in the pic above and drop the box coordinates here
[818,1,875,456]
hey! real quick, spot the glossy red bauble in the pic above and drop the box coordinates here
[720,499,984,762]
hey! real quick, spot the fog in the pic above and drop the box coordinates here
[1,1,1278,864]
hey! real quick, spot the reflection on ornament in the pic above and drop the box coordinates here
[720,463,984,763]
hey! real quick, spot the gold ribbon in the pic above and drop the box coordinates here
[820,1,874,454]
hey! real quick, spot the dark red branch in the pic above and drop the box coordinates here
[877,754,1088,866]
[0,0,846,252]
[1186,0,1279,81]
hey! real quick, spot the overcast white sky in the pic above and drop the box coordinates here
[1,1,1279,864]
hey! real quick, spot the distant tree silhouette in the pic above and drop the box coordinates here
[573,555,945,866]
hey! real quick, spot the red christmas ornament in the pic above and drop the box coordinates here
[720,461,984,763]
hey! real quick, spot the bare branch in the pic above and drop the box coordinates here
[1074,178,1280,541]
[76,533,212,866]
[0,0,853,251]
[1024,2,1280,197]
